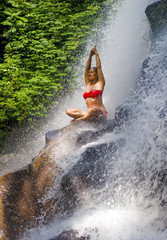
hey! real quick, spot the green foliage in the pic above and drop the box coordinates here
[0,0,113,139]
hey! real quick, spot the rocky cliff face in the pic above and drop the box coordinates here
[145,0,167,37]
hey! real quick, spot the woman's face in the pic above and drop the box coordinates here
[88,68,97,82]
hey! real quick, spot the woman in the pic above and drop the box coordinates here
[66,46,107,122]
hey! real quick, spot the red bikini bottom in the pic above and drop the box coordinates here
[103,110,108,116]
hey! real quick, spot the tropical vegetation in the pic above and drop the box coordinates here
[0,0,115,141]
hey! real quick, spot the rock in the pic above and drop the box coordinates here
[115,105,133,127]
[145,0,167,37]
[76,119,116,145]
[46,119,116,147]
[46,129,62,145]
[49,229,90,240]
[60,139,124,213]
[0,120,117,239]
[0,153,61,240]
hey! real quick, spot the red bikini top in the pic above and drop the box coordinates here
[83,89,103,99]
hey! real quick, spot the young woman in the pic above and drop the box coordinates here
[66,46,108,122]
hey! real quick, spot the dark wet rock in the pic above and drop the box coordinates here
[145,0,167,37]
[49,229,90,240]
[115,104,133,127]
[148,166,167,208]
[62,142,117,188]
[76,129,102,145]
[0,120,120,239]
[46,119,117,147]
[76,119,116,145]
[46,129,62,145]
[60,139,124,212]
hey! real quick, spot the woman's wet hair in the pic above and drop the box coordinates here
[89,67,98,80]
[91,67,97,73]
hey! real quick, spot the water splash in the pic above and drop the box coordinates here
[22,0,167,239]
[0,0,154,171]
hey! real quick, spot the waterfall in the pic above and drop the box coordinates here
[1,0,154,165]
[19,0,167,239]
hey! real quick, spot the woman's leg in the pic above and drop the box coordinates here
[73,108,106,122]
[66,108,87,120]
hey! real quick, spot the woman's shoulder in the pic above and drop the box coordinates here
[94,81,104,90]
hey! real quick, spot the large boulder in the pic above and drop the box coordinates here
[145,0,167,37]
[60,139,124,214]
[0,120,117,240]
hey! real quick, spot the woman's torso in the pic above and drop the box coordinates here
[85,96,105,109]
[84,83,106,111]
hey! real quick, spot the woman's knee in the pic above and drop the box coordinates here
[66,108,73,115]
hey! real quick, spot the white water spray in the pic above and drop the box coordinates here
[23,0,167,240]
[0,0,155,175]
[102,0,153,117]
[25,0,155,154]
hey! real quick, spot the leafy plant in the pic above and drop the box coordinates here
[0,0,114,140]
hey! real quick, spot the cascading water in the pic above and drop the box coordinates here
[19,0,167,239]
[0,0,154,174]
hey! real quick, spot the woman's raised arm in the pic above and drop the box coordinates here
[94,46,105,88]
[85,48,94,85]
